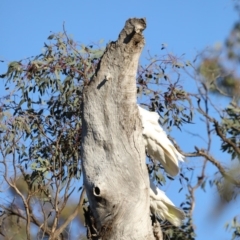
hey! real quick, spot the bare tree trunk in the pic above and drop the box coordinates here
[81,18,155,240]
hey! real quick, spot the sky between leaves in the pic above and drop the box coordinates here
[0,1,239,239]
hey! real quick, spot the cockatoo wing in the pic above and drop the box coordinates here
[149,180,185,227]
[138,105,185,176]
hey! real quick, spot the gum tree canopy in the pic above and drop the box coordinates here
[2,9,240,238]
[8,14,240,240]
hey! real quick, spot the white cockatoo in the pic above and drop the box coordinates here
[138,105,185,177]
[149,180,185,227]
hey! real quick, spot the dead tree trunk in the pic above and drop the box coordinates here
[81,18,155,240]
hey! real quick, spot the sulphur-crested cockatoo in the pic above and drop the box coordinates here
[150,180,185,227]
[138,105,184,177]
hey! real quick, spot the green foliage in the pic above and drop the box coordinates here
[0,32,104,239]
[196,7,240,237]
[225,216,240,240]
[137,53,193,130]
[198,57,240,98]
[221,103,240,160]
[226,22,240,63]
[162,217,195,240]
[198,16,240,101]
[1,32,105,182]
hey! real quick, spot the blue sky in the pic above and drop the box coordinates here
[0,1,239,239]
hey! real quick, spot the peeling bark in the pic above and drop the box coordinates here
[81,18,155,240]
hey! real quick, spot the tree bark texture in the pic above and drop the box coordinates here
[82,18,155,240]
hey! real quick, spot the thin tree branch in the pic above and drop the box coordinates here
[53,187,86,238]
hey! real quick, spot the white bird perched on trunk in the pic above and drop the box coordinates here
[149,180,185,227]
[138,105,185,177]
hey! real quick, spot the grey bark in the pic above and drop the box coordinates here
[81,18,155,240]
